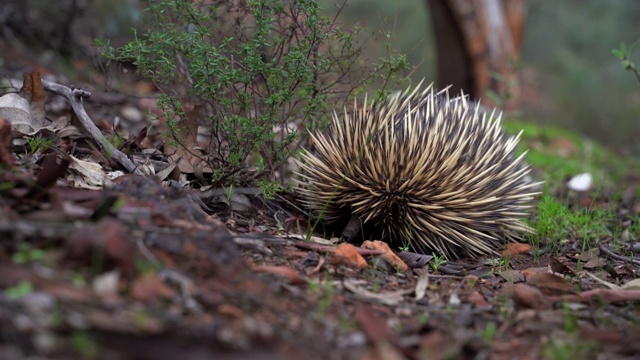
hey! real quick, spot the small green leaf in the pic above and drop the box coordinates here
[5,280,34,300]
[611,49,624,59]
[619,42,627,53]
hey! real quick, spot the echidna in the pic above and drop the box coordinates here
[295,83,540,259]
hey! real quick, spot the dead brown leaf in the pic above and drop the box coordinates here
[496,269,526,283]
[130,271,176,302]
[20,71,46,127]
[217,303,245,319]
[354,303,396,344]
[0,118,15,167]
[512,283,551,310]
[549,257,576,276]
[525,272,576,296]
[253,265,306,285]
[31,151,70,195]
[466,290,491,308]
[361,240,408,272]
[397,251,433,269]
[67,218,137,276]
[362,341,405,360]
[501,242,531,256]
[420,331,455,360]
[333,243,367,270]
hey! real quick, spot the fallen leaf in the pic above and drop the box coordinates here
[363,340,405,360]
[333,243,367,270]
[520,266,548,278]
[466,291,491,308]
[217,303,244,319]
[582,256,607,269]
[68,155,109,189]
[361,240,408,272]
[548,257,576,276]
[421,331,454,360]
[20,71,46,127]
[501,242,531,256]
[252,265,306,285]
[0,118,15,167]
[0,93,33,134]
[512,284,551,310]
[397,251,433,269]
[525,272,575,296]
[414,267,429,301]
[67,218,137,275]
[496,269,525,283]
[622,278,640,290]
[33,152,70,192]
[354,302,396,344]
[131,271,176,302]
[343,280,413,306]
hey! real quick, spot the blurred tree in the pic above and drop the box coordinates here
[427,0,526,108]
[0,0,140,58]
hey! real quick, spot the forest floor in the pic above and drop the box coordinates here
[1,41,640,360]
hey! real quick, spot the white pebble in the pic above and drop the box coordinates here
[567,173,593,192]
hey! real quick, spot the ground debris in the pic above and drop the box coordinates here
[1,52,640,360]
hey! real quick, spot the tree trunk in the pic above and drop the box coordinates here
[427,0,526,109]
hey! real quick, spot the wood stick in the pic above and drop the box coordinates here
[41,80,143,175]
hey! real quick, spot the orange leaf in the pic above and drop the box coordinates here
[333,243,367,270]
[253,265,306,284]
[501,242,531,256]
[361,240,408,272]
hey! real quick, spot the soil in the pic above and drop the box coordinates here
[1,38,640,360]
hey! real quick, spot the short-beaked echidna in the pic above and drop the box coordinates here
[295,83,540,259]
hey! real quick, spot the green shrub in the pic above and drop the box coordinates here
[98,0,408,186]
[612,40,640,84]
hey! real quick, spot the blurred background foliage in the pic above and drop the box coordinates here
[319,0,640,156]
[2,0,640,155]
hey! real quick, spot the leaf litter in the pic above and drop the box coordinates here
[0,69,639,360]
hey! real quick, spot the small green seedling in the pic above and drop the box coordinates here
[430,253,448,272]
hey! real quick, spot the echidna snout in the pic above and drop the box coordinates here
[295,83,540,259]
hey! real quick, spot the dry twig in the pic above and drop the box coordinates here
[41,80,143,175]
[599,244,640,267]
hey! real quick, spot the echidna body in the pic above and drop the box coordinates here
[296,84,540,259]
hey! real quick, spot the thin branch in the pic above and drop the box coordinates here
[599,244,640,267]
[41,79,143,175]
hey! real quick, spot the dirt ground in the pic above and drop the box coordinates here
[1,38,640,360]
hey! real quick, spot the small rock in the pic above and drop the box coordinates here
[92,270,120,296]
[567,172,593,192]
[120,105,145,123]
